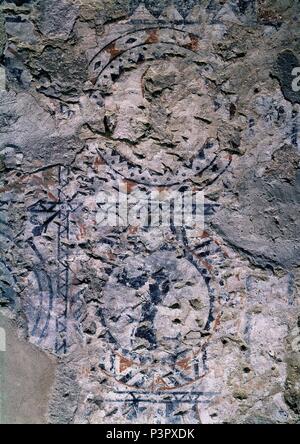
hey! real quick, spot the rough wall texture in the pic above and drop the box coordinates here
[0,0,299,424]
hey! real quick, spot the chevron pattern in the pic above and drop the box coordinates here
[129,2,202,24]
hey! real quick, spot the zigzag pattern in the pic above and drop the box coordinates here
[127,1,251,25]
[97,137,225,187]
[129,2,201,24]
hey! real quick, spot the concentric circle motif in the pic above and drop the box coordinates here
[97,231,227,390]
[90,27,231,187]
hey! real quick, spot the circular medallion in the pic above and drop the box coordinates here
[97,230,226,389]
[90,28,231,186]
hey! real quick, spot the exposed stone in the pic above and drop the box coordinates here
[38,0,79,40]
[48,362,80,424]
[212,144,300,269]
[285,354,300,415]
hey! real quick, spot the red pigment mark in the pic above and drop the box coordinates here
[107,42,122,60]
[177,358,191,371]
[145,29,159,44]
[214,312,222,329]
[124,179,137,193]
[153,376,168,390]
[90,75,98,85]
[93,156,105,172]
[213,238,230,258]
[201,259,213,271]
[106,252,116,261]
[184,34,199,51]
[79,223,87,238]
[47,191,58,202]
[201,230,210,239]
[119,355,133,373]
[128,226,139,235]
